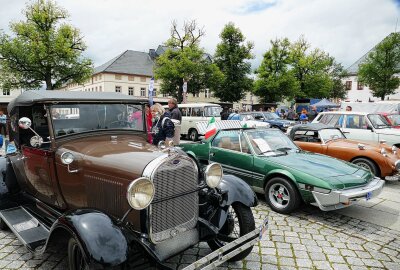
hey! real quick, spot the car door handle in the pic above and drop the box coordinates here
[342,131,350,134]
[210,152,215,157]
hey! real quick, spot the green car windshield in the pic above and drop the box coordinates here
[245,129,298,155]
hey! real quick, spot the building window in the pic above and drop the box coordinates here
[357,82,364,90]
[205,89,210,98]
[115,74,122,80]
[99,74,102,80]
[140,77,146,82]
[128,87,134,96]
[128,76,134,81]
[99,86,102,92]
[115,86,121,93]
[153,88,157,96]
[3,89,10,96]
[140,87,146,96]
[345,81,352,90]
[163,93,168,97]
[95,86,98,92]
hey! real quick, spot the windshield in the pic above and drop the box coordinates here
[264,112,280,120]
[51,103,144,137]
[245,129,298,156]
[319,128,345,142]
[386,114,400,126]
[240,114,255,121]
[204,106,222,117]
[367,114,391,129]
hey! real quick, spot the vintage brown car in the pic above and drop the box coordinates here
[0,91,266,270]
[289,123,400,180]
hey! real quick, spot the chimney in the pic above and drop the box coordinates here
[149,49,156,60]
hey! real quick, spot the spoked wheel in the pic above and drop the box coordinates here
[207,203,255,261]
[352,158,379,177]
[265,177,301,214]
[68,238,89,270]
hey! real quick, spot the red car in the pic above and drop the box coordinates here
[380,112,400,128]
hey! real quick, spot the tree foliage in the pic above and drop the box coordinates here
[154,20,222,103]
[213,22,254,103]
[0,0,93,90]
[254,38,298,103]
[253,36,346,103]
[358,33,400,100]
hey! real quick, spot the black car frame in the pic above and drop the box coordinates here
[0,91,267,270]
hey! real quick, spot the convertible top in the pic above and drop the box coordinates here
[288,123,339,138]
[8,90,148,113]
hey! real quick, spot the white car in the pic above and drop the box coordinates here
[313,111,400,147]
[239,114,270,128]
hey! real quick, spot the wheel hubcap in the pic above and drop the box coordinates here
[269,183,290,209]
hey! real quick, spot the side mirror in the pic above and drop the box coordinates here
[18,117,32,129]
[367,125,373,131]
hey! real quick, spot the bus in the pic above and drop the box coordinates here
[165,103,222,141]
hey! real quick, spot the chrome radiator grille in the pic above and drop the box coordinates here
[150,156,198,243]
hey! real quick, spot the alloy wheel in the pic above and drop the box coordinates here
[269,183,290,209]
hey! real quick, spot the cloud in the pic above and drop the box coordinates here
[0,0,399,71]
[235,0,278,14]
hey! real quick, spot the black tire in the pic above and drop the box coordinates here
[188,129,199,141]
[68,237,90,270]
[0,218,7,230]
[207,203,255,262]
[265,177,301,214]
[352,158,379,177]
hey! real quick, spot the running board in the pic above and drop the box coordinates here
[0,207,49,252]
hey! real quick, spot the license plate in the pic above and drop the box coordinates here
[259,218,268,240]
[365,191,372,201]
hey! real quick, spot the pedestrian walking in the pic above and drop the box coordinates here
[308,106,318,121]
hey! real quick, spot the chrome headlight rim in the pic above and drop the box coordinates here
[204,163,223,188]
[380,148,387,156]
[395,160,400,171]
[126,177,155,210]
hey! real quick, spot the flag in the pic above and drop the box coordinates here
[205,117,217,139]
[242,123,248,128]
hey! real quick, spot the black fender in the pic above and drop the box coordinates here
[215,174,258,228]
[49,209,129,267]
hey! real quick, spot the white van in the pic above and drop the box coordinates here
[340,101,400,114]
[165,103,222,141]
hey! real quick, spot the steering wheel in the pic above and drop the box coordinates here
[109,120,133,128]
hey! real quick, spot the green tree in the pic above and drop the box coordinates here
[253,38,298,103]
[0,0,93,90]
[358,33,400,100]
[328,61,348,99]
[289,37,333,99]
[154,20,222,103]
[213,22,254,103]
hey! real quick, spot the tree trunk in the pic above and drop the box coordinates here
[45,76,53,90]
[381,95,385,101]
[177,78,184,103]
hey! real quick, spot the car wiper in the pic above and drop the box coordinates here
[275,147,292,154]
[258,150,275,155]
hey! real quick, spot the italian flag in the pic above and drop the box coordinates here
[205,117,217,139]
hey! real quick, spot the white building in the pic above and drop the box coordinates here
[343,34,400,102]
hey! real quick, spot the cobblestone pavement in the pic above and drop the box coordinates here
[0,197,399,269]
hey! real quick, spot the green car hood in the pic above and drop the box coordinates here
[267,151,372,189]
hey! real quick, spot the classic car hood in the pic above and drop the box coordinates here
[266,151,371,189]
[328,139,381,151]
[59,135,162,179]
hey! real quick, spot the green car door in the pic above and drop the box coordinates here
[209,130,255,185]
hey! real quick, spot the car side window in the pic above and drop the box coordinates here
[345,115,367,129]
[212,130,240,152]
[240,133,251,154]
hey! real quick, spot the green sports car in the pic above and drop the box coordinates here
[180,128,385,214]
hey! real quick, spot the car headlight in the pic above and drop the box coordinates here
[380,148,387,156]
[127,177,155,210]
[392,146,398,154]
[204,163,223,188]
[283,123,289,127]
[395,160,400,171]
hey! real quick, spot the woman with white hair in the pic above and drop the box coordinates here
[150,103,175,145]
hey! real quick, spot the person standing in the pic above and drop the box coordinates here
[167,98,182,145]
[220,107,230,120]
[308,106,318,122]
[150,103,174,146]
[0,110,7,137]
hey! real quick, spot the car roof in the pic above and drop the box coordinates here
[318,111,373,115]
[8,90,148,112]
[289,123,339,138]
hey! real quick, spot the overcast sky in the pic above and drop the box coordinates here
[1,0,399,70]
